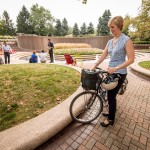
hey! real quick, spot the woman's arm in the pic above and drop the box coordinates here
[92,45,109,70]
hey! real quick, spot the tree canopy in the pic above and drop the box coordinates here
[87,22,94,34]
[16,5,32,34]
[1,11,15,35]
[54,19,62,36]
[80,22,87,35]
[0,1,149,41]
[72,23,80,37]
[29,3,54,36]
[97,10,111,36]
[61,18,69,36]
[131,0,150,41]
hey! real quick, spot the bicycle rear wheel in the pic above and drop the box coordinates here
[69,91,103,124]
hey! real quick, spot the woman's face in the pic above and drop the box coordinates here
[109,22,120,36]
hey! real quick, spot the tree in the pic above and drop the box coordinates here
[72,23,80,37]
[97,17,102,36]
[54,19,62,36]
[87,22,94,34]
[0,18,5,35]
[16,5,32,34]
[47,24,55,36]
[80,22,87,35]
[97,9,111,36]
[29,4,54,36]
[122,15,132,36]
[131,0,150,41]
[61,18,69,36]
[1,11,15,35]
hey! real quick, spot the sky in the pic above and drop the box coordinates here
[0,0,141,27]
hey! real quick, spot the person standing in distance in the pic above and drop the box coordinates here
[2,41,11,64]
[92,16,135,127]
[48,39,54,63]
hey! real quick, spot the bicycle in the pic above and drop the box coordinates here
[69,67,120,124]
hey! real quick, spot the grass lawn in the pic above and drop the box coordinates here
[138,61,150,70]
[0,64,80,131]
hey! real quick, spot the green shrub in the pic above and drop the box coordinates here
[134,41,150,44]
[54,48,103,55]
[55,43,91,49]
[0,35,16,39]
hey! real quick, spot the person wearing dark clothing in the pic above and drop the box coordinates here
[48,39,54,63]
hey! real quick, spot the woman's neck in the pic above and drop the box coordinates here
[114,31,122,39]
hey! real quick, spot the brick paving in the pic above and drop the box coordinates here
[36,59,150,150]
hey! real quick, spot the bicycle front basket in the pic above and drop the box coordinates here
[81,69,99,90]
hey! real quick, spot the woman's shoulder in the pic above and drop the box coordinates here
[107,38,113,45]
[120,34,130,45]
[121,34,130,41]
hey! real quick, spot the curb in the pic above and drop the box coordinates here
[130,59,150,78]
[0,65,82,150]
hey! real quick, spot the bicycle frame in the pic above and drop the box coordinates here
[93,68,108,101]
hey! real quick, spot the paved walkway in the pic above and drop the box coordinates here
[36,68,150,150]
[35,53,150,150]
[0,52,150,150]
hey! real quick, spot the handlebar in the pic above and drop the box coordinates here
[82,67,108,75]
[82,67,120,78]
[95,67,108,74]
[93,67,121,80]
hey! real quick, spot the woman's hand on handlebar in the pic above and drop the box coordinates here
[91,64,98,71]
[107,67,118,74]
[91,66,96,71]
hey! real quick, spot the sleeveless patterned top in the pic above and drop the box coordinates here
[107,33,130,74]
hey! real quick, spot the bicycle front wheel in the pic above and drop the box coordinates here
[69,91,103,124]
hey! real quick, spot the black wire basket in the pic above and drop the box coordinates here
[81,69,99,90]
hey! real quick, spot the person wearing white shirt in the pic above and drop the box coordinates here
[2,41,11,64]
[39,50,47,63]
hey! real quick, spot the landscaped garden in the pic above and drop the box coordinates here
[0,42,149,132]
[135,49,150,70]
[0,43,103,132]
[139,61,150,70]
[54,43,103,55]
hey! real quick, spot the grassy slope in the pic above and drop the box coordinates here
[0,64,80,131]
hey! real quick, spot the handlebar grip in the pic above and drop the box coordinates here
[95,67,108,74]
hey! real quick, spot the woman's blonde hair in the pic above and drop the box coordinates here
[108,16,124,30]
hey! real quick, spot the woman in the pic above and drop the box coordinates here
[92,16,135,127]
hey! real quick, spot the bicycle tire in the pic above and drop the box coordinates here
[69,91,103,124]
